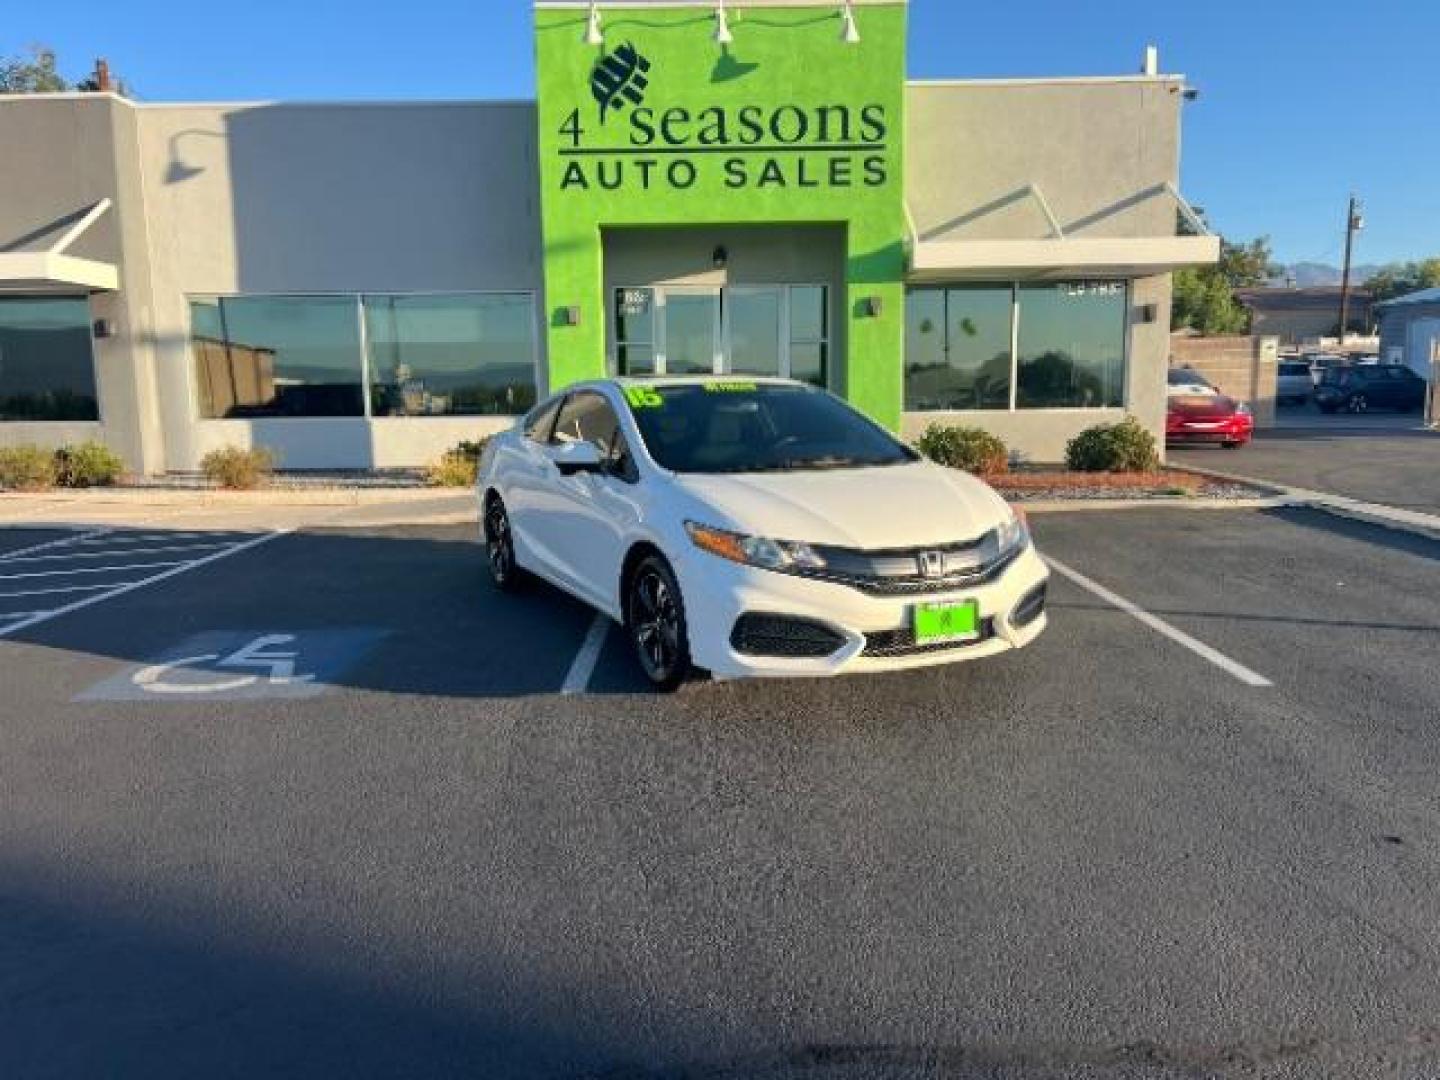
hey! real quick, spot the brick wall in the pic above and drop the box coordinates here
[1169,334,1280,426]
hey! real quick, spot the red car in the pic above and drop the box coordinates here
[1166,393,1254,448]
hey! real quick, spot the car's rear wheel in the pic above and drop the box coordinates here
[1346,392,1369,413]
[626,555,691,692]
[483,496,523,591]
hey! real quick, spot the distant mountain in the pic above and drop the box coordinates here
[1268,262,1384,287]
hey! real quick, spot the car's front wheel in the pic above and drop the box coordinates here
[1346,392,1369,413]
[626,554,692,692]
[483,496,523,591]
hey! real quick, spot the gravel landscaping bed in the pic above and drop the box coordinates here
[988,467,1272,503]
[122,469,431,491]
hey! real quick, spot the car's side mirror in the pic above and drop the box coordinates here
[549,440,605,476]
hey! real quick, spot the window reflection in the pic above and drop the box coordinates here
[0,298,99,421]
[366,294,536,416]
[904,286,1011,410]
[1016,282,1126,408]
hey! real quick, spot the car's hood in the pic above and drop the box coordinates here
[669,461,1010,548]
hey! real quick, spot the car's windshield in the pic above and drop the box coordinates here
[625,382,917,474]
[1168,369,1211,387]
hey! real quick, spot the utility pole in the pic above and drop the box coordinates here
[1338,193,1364,348]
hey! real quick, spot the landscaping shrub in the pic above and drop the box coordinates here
[425,438,490,488]
[0,445,58,492]
[1064,417,1160,473]
[200,445,276,489]
[54,441,124,488]
[914,424,1008,476]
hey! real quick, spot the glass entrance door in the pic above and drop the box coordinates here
[613,285,827,386]
[662,288,721,375]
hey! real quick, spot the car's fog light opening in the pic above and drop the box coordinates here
[1011,581,1047,629]
[730,613,848,659]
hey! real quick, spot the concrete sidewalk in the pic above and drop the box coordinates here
[0,487,477,532]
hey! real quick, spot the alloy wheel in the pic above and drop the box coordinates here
[628,561,688,689]
[485,500,516,587]
[1348,393,1368,413]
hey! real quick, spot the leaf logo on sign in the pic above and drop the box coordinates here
[591,42,651,122]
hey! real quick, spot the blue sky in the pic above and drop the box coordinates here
[8,0,1437,266]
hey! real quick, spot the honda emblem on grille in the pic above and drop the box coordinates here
[919,551,945,578]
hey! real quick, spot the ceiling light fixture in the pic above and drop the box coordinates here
[583,2,604,45]
[840,2,860,44]
[713,1,734,45]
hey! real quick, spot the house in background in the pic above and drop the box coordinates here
[1375,287,1440,388]
[1235,286,1373,346]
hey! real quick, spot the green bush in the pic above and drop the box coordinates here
[0,445,58,492]
[200,445,276,489]
[914,424,1008,475]
[54,441,124,488]
[425,437,490,488]
[1064,417,1161,473]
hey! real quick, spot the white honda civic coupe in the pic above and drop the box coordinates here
[477,377,1048,690]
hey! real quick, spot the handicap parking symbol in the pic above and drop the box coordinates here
[77,629,387,702]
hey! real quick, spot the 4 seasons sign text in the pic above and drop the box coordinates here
[558,42,890,193]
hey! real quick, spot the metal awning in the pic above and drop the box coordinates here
[906,181,1220,282]
[908,235,1220,282]
[0,199,119,294]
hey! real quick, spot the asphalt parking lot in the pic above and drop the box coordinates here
[3,506,1440,1077]
[1171,424,1440,513]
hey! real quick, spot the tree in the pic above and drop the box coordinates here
[0,45,69,94]
[0,45,127,96]
[1171,236,1279,335]
[1365,259,1440,304]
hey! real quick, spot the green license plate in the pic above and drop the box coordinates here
[913,599,979,643]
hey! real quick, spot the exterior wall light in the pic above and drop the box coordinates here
[712,245,729,269]
[713,1,734,45]
[840,2,860,44]
[583,2,604,46]
[861,296,883,318]
[560,305,582,327]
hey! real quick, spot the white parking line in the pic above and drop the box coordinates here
[0,527,112,562]
[0,529,293,639]
[0,542,233,565]
[562,613,612,695]
[0,561,188,582]
[1045,555,1273,688]
[0,581,133,601]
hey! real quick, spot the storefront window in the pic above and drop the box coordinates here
[191,293,538,419]
[191,296,364,418]
[365,293,537,416]
[1016,282,1127,409]
[905,282,1127,411]
[0,297,99,421]
[905,286,1011,410]
[787,285,827,388]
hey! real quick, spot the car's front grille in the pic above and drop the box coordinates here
[862,617,996,659]
[799,533,1020,596]
[730,613,847,659]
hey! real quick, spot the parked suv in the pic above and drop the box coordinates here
[1314,365,1426,414]
[1276,361,1313,405]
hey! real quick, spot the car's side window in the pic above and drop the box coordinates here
[524,396,564,443]
[551,391,620,457]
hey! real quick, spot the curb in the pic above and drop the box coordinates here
[1176,463,1440,543]
[0,486,465,508]
[1017,496,1294,514]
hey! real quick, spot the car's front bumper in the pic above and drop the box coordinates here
[674,543,1050,679]
[1165,415,1254,443]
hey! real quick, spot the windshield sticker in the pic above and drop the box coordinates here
[624,386,664,409]
[704,381,757,393]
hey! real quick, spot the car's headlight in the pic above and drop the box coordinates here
[685,522,827,572]
[995,510,1030,557]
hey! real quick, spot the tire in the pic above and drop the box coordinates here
[625,554,692,692]
[483,496,524,592]
[1346,393,1369,414]
[1222,440,1242,449]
